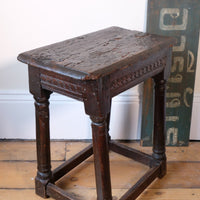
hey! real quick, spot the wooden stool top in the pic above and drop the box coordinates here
[17,27,175,81]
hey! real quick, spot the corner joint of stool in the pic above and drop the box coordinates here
[35,176,51,198]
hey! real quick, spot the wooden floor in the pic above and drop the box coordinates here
[0,141,200,200]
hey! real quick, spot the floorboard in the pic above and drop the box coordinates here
[0,141,200,199]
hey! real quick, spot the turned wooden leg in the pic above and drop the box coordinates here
[106,112,111,141]
[34,91,52,198]
[90,116,112,200]
[153,71,166,178]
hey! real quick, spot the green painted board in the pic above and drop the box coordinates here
[141,0,200,146]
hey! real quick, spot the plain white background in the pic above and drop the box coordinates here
[0,0,199,140]
[0,0,147,90]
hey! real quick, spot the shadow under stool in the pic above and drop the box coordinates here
[18,27,175,200]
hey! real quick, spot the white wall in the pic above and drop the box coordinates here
[0,0,147,90]
[194,36,200,93]
[190,34,200,140]
[0,0,199,139]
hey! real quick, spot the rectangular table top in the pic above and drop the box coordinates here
[18,26,175,80]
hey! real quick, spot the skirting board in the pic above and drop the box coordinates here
[0,90,199,140]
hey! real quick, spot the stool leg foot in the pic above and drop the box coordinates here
[34,91,52,198]
[91,116,112,200]
[153,71,167,178]
[35,176,49,198]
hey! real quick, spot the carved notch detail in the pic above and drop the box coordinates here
[111,57,167,90]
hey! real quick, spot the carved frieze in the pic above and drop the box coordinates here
[111,57,167,91]
[40,74,84,99]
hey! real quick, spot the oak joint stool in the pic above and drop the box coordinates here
[18,27,175,200]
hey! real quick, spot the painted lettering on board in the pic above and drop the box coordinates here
[159,7,194,145]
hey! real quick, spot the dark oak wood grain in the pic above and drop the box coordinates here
[109,141,158,167]
[119,165,161,200]
[18,27,174,81]
[17,26,175,200]
[153,71,167,178]
[52,144,93,182]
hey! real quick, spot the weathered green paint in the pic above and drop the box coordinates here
[141,0,200,146]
